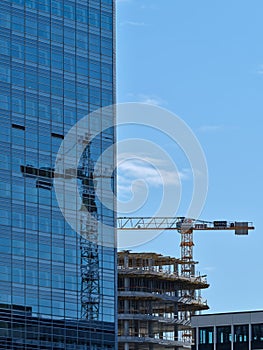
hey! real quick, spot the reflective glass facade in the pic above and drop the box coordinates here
[0,0,116,348]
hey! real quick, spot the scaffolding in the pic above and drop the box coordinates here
[118,251,209,350]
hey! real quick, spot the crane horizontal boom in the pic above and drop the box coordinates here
[117,216,254,235]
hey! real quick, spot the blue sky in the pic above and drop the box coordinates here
[116,1,263,313]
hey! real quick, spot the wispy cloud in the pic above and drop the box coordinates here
[120,20,146,27]
[117,0,153,8]
[257,64,263,75]
[202,266,216,272]
[139,96,163,106]
[140,4,156,9]
[117,155,190,198]
[126,93,165,106]
[197,125,224,133]
[118,160,178,187]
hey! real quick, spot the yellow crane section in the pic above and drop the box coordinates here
[117,217,255,277]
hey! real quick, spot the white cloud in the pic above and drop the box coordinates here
[117,156,190,198]
[120,20,146,27]
[117,181,134,200]
[140,97,162,106]
[139,94,165,106]
[197,125,223,133]
[202,266,216,272]
[126,93,165,106]
[257,64,263,75]
[140,3,158,10]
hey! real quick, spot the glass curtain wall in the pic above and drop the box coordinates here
[0,0,116,348]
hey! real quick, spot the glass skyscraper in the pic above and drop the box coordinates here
[0,0,116,348]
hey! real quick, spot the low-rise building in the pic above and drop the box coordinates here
[191,310,263,350]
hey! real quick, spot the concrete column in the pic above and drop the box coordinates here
[196,327,199,350]
[231,324,234,350]
[214,326,216,350]
[249,323,251,350]
[124,253,130,350]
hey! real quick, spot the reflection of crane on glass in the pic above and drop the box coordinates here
[21,133,101,320]
[77,136,100,320]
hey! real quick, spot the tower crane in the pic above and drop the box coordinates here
[117,217,254,342]
[117,217,255,278]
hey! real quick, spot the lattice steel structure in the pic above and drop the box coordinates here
[79,140,100,320]
[117,217,254,278]
[117,251,209,350]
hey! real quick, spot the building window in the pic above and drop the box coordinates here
[234,325,249,343]
[252,323,263,341]
[252,323,263,349]
[234,324,249,350]
[199,327,214,345]
[216,325,232,350]
[217,326,232,344]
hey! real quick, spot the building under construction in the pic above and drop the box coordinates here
[118,251,209,350]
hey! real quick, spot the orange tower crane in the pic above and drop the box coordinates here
[117,217,255,277]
